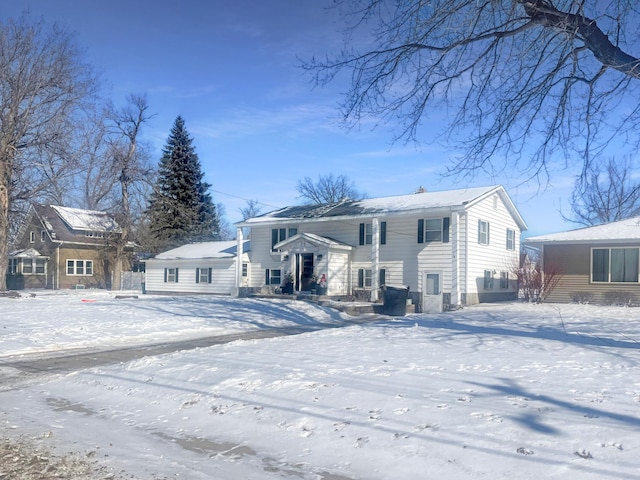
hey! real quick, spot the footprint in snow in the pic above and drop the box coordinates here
[355,437,369,448]
[368,409,382,420]
[517,447,534,455]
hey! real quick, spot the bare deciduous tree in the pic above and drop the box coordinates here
[296,173,365,204]
[0,15,97,290]
[565,156,640,226]
[305,1,640,181]
[107,94,153,290]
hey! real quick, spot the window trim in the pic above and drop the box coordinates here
[506,228,515,251]
[591,247,640,283]
[67,259,94,276]
[195,267,212,284]
[418,217,450,244]
[358,268,373,288]
[265,268,282,285]
[478,220,490,245]
[164,267,179,283]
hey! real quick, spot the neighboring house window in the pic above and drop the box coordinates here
[379,268,386,286]
[41,230,46,242]
[67,260,93,276]
[418,218,450,243]
[242,263,248,277]
[483,270,494,289]
[358,268,372,288]
[265,269,282,285]
[500,271,509,289]
[30,231,35,243]
[23,259,33,274]
[8,259,18,274]
[164,268,179,283]
[478,220,490,245]
[360,222,387,245]
[35,258,46,274]
[592,247,639,283]
[196,267,212,284]
[506,229,515,251]
[271,227,297,251]
[85,231,105,238]
[359,223,372,245]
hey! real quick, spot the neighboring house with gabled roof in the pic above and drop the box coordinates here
[525,216,640,304]
[234,185,527,312]
[8,204,124,290]
[144,240,251,295]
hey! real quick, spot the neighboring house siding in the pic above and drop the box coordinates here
[544,243,640,303]
[58,246,109,289]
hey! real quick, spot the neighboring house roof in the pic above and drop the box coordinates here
[236,185,527,230]
[9,248,46,258]
[274,232,353,251]
[27,204,122,246]
[525,216,640,245]
[152,240,251,260]
[51,205,120,233]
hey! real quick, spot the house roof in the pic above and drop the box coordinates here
[237,185,527,230]
[152,240,251,260]
[525,216,640,245]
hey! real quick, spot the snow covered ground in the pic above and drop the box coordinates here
[1,291,639,479]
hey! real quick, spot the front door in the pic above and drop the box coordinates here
[423,271,443,313]
[295,253,314,291]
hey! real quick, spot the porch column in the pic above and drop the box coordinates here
[451,211,461,306]
[371,217,380,302]
[234,227,244,297]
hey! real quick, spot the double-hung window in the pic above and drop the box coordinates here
[265,269,282,285]
[164,268,179,283]
[196,267,212,284]
[500,271,509,289]
[483,270,494,289]
[592,247,639,283]
[418,218,450,243]
[506,229,515,250]
[67,259,93,276]
[359,222,387,245]
[8,258,18,274]
[358,268,372,288]
[478,220,490,245]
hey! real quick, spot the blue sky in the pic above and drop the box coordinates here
[4,0,581,237]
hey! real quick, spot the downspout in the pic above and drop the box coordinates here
[451,211,460,306]
[55,243,61,290]
[235,227,244,297]
[371,217,380,302]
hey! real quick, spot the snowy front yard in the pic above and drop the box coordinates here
[1,292,639,479]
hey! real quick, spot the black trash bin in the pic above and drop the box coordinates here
[383,285,409,316]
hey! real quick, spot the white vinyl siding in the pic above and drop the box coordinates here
[145,257,239,295]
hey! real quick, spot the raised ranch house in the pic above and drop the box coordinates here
[144,241,250,295]
[525,216,640,304]
[8,205,125,290]
[234,186,527,312]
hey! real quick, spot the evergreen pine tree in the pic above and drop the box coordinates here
[147,116,220,252]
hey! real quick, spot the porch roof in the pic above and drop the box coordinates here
[273,232,353,251]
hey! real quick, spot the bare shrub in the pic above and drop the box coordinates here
[603,291,636,306]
